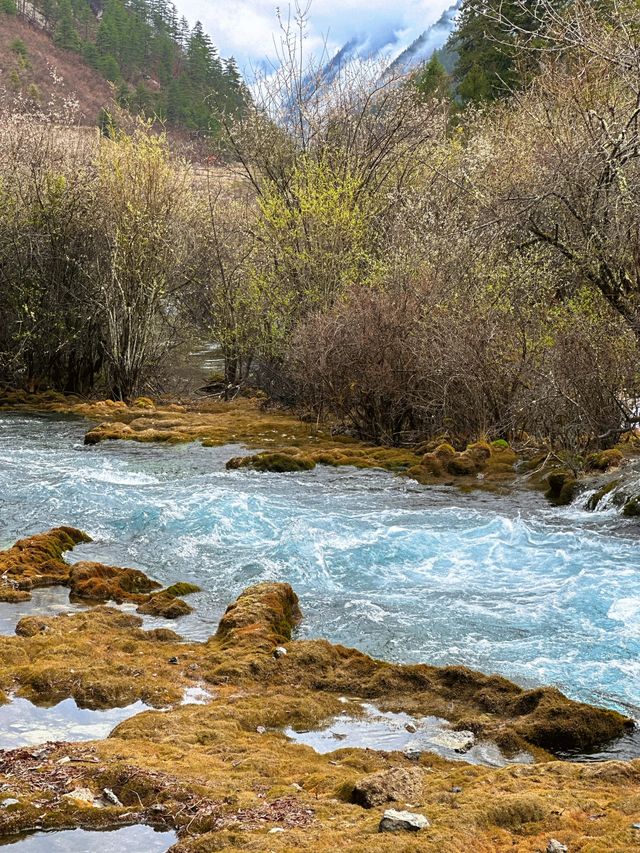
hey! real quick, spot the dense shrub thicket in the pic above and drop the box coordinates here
[1,0,640,450]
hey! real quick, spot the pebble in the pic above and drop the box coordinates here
[632,823,640,830]
[379,809,430,833]
[405,723,417,733]
[451,786,462,794]
[102,787,123,807]
[168,656,179,665]
[268,827,285,833]
[273,646,287,658]
[547,841,568,853]
[256,725,266,734]
[403,747,422,761]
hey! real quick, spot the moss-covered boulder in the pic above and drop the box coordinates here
[586,448,624,472]
[227,452,316,473]
[68,562,162,603]
[623,496,640,517]
[545,471,579,506]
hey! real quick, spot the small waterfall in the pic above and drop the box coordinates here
[580,460,640,516]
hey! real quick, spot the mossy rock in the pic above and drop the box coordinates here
[586,480,619,511]
[623,497,640,517]
[132,397,155,409]
[545,470,579,506]
[466,441,492,462]
[447,453,479,477]
[586,449,624,472]
[419,453,444,476]
[68,562,162,602]
[137,593,192,619]
[227,452,316,473]
[164,582,201,598]
[434,443,457,460]
[0,585,31,603]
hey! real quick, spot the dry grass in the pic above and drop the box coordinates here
[0,16,112,123]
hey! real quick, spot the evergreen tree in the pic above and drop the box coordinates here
[54,0,81,51]
[449,0,561,103]
[21,0,250,134]
[414,54,450,99]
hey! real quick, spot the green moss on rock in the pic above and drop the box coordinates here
[586,448,624,472]
[227,452,316,473]
[545,470,579,506]
[623,497,640,517]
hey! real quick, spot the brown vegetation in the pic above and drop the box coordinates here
[0,16,112,122]
[0,527,196,616]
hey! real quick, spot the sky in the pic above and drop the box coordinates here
[175,0,456,75]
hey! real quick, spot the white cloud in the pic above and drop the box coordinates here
[176,0,454,74]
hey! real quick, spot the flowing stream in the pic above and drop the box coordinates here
[1,413,639,739]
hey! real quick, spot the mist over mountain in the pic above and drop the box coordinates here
[320,0,460,80]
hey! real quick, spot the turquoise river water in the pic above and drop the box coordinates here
[1,413,639,741]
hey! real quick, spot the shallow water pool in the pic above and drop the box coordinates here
[0,825,177,850]
[1,413,639,728]
[0,697,150,750]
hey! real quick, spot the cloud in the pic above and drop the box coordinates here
[176,0,454,74]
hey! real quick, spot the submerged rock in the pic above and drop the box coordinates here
[351,767,424,809]
[379,809,430,832]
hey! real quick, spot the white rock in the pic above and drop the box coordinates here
[62,788,97,807]
[547,842,568,853]
[273,646,288,658]
[428,729,475,753]
[379,809,430,833]
[102,787,123,807]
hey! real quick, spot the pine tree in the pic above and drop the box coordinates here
[449,0,560,103]
[414,54,450,99]
[54,0,81,51]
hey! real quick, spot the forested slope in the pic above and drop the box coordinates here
[1,0,248,131]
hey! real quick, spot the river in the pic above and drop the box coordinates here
[1,412,639,729]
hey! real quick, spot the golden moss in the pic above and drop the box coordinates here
[0,530,200,620]
[0,527,92,596]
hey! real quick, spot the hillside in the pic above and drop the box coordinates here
[0,14,113,123]
[0,0,249,133]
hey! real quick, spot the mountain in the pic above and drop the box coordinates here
[386,1,461,75]
[319,1,461,82]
